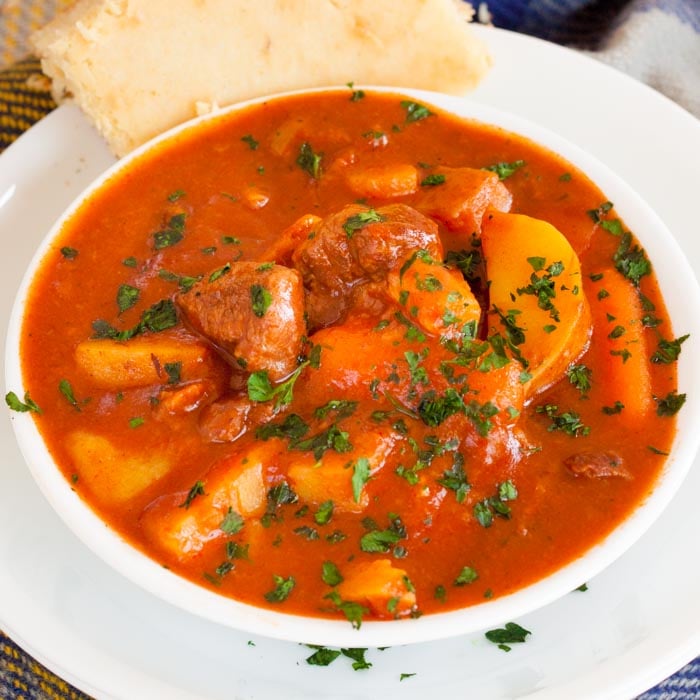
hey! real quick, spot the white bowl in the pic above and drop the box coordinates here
[6,87,700,648]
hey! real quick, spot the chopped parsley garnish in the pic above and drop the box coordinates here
[655,390,686,417]
[153,213,186,249]
[5,391,41,414]
[179,480,205,509]
[60,246,78,260]
[163,361,182,384]
[256,413,309,441]
[129,416,144,428]
[220,507,245,535]
[296,142,322,179]
[437,453,470,502]
[241,134,259,150]
[116,283,140,313]
[347,82,365,101]
[250,284,273,318]
[417,388,464,427]
[324,591,367,629]
[485,622,531,651]
[314,500,335,525]
[454,566,479,586]
[400,100,433,123]
[247,363,307,410]
[535,404,590,436]
[343,209,385,238]
[306,647,342,666]
[292,423,353,460]
[122,256,138,268]
[567,364,592,395]
[516,258,564,322]
[314,399,358,420]
[264,575,295,603]
[321,561,344,587]
[158,269,202,292]
[351,457,371,503]
[420,173,446,186]
[613,231,651,286]
[92,298,178,341]
[483,159,525,180]
[587,201,614,223]
[167,189,186,202]
[651,334,689,364]
[474,480,518,527]
[602,401,625,415]
[58,378,83,411]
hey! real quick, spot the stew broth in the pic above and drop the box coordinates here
[19,90,682,624]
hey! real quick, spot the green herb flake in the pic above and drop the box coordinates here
[241,134,259,150]
[485,622,532,651]
[321,561,344,587]
[400,100,433,123]
[454,566,479,586]
[167,189,186,202]
[250,284,273,318]
[297,142,323,179]
[220,507,245,535]
[264,575,295,603]
[5,391,41,414]
[351,457,371,503]
[129,416,144,428]
[323,591,367,629]
[420,173,446,187]
[483,160,525,180]
[343,209,385,238]
[58,378,82,411]
[306,646,342,667]
[163,361,182,384]
[651,334,689,364]
[117,283,140,313]
[567,364,592,394]
[60,246,78,260]
[180,480,205,509]
[122,256,138,268]
[655,390,686,417]
[153,213,186,249]
[613,231,651,286]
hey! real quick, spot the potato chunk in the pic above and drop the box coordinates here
[75,332,216,390]
[66,430,171,504]
[387,255,480,341]
[338,559,416,617]
[288,425,399,512]
[142,441,279,559]
[481,211,591,394]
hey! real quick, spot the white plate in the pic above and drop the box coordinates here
[0,25,698,699]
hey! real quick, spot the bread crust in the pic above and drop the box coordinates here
[31,0,491,157]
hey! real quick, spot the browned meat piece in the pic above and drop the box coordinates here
[563,452,631,479]
[292,203,443,328]
[416,166,512,240]
[199,395,276,443]
[176,261,305,381]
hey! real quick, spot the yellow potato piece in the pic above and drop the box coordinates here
[387,256,481,341]
[338,559,416,616]
[75,334,213,389]
[146,441,273,559]
[66,430,171,504]
[481,211,591,394]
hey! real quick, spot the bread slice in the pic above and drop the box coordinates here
[31,0,491,157]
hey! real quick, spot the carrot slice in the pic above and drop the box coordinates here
[588,268,652,418]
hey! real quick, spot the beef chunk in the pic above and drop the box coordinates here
[563,451,630,479]
[293,203,443,328]
[176,261,305,381]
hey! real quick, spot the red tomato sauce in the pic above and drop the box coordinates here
[19,90,681,624]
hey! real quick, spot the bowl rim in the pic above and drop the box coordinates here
[6,85,700,648]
